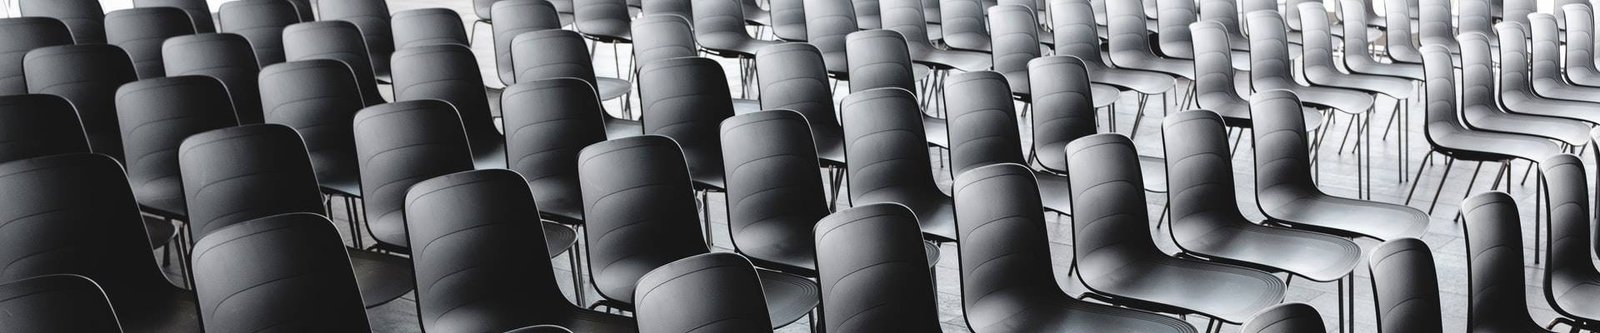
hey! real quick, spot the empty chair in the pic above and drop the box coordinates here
[940,0,991,52]
[283,21,386,106]
[0,95,89,162]
[23,44,138,161]
[510,29,633,105]
[217,0,300,67]
[1565,4,1600,87]
[574,0,633,49]
[19,0,105,44]
[352,100,476,252]
[163,33,265,124]
[257,61,366,197]
[0,18,73,95]
[105,7,196,79]
[1458,0,1496,46]
[693,0,782,58]
[719,110,830,276]
[634,253,773,333]
[844,30,945,147]
[318,0,394,75]
[0,153,200,332]
[769,0,807,40]
[1296,2,1414,105]
[989,5,1041,98]
[500,78,608,227]
[841,88,957,242]
[190,213,370,332]
[1239,303,1326,333]
[1542,153,1600,331]
[754,43,846,165]
[0,274,122,333]
[390,44,506,169]
[392,8,469,50]
[882,0,990,72]
[1496,24,1600,126]
[631,15,697,69]
[944,71,1072,215]
[1454,33,1587,148]
[854,0,883,28]
[1248,12,1375,119]
[812,204,940,332]
[1337,0,1422,81]
[116,76,239,221]
[493,0,565,86]
[1105,0,1194,82]
[1383,0,1423,64]
[1458,192,1546,332]
[638,57,735,190]
[1051,0,1175,117]
[1027,56,1169,192]
[133,0,215,33]
[1367,238,1444,333]
[1530,14,1600,103]
[1190,21,1257,126]
[1417,0,1457,53]
[1500,0,1533,28]
[405,169,633,332]
[1199,0,1250,52]
[642,0,692,20]
[803,0,861,75]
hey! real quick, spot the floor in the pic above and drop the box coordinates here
[86,0,1588,332]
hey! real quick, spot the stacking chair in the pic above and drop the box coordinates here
[18,0,103,44]
[105,7,195,80]
[634,253,774,333]
[511,30,634,109]
[840,88,958,242]
[216,0,300,67]
[638,57,736,196]
[0,153,200,332]
[190,213,371,332]
[812,204,941,332]
[133,0,215,33]
[0,18,73,95]
[405,169,633,332]
[258,60,368,228]
[22,45,138,161]
[1455,34,1587,149]
[1495,24,1600,126]
[1383,0,1423,64]
[352,100,477,253]
[1459,192,1547,332]
[318,0,394,75]
[803,0,860,75]
[1051,0,1175,127]
[0,274,122,333]
[1336,0,1422,81]
[162,33,265,124]
[116,76,239,226]
[754,43,846,166]
[720,110,831,276]
[283,21,386,106]
[1541,153,1600,331]
[491,0,564,88]
[1565,4,1600,87]
[940,0,991,52]
[944,71,1072,215]
[389,44,507,169]
[1239,303,1327,333]
[845,30,944,147]
[952,163,1198,333]
[1530,14,1600,103]
[1367,238,1444,333]
[1250,90,1427,241]
[882,0,990,73]
[0,95,89,163]
[391,8,469,50]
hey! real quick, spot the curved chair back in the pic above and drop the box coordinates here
[1104,0,1161,63]
[1496,23,1534,98]
[317,0,393,73]
[880,0,936,48]
[392,8,469,50]
[803,0,860,69]
[644,0,694,22]
[1247,11,1296,91]
[1530,14,1567,85]
[1460,192,1541,331]
[0,18,73,95]
[854,0,883,29]
[1160,110,1250,238]
[493,0,564,85]
[633,15,699,71]
[1458,0,1494,45]
[1383,0,1420,62]
[134,0,215,32]
[720,110,828,270]
[575,0,632,41]
[284,21,385,106]
[19,0,104,44]
[116,76,240,217]
[638,57,735,186]
[1542,154,1600,323]
[1199,0,1248,48]
[1239,303,1326,333]
[259,60,365,190]
[1191,21,1245,117]
[771,0,807,40]
[840,88,942,217]
[692,0,755,44]
[191,213,368,332]
[500,78,608,223]
[510,30,600,88]
[1296,2,1342,74]
[1027,56,1099,173]
[0,95,89,163]
[755,43,844,162]
[475,0,505,20]
[23,44,138,161]
[163,33,265,124]
[352,100,477,249]
[1368,238,1444,333]
[1569,4,1600,75]
[946,71,1025,176]
[846,30,916,92]
[990,5,1041,91]
[941,0,988,50]
[1247,90,1317,206]
[577,135,710,304]
[390,44,503,157]
[1156,0,1199,58]
[1501,0,1534,28]
[178,124,325,240]
[217,0,300,67]
[106,7,195,79]
[951,163,1065,327]
[634,253,773,333]
[1417,0,1455,50]
[813,203,939,332]
[1064,134,1164,276]
[1423,44,1464,150]
[0,274,122,333]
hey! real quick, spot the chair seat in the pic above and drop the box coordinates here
[348,249,417,307]
[578,22,633,42]
[943,32,992,52]
[136,179,188,219]
[530,180,586,225]
[318,170,363,197]
[1088,64,1176,95]
[735,217,822,275]
[1080,254,1285,323]
[923,115,949,148]
[1261,188,1429,241]
[541,222,578,258]
[1035,170,1072,215]
[1090,83,1120,108]
[1535,79,1600,105]
[1503,91,1600,125]
[116,288,201,333]
[1305,70,1415,99]
[732,98,761,114]
[1550,277,1600,328]
[1347,59,1424,81]
[1463,106,1590,146]
[1432,126,1563,163]
[597,77,632,101]
[1172,216,1361,282]
[603,116,643,139]
[1139,155,1166,193]
[692,172,726,191]
[1281,85,1376,115]
[817,135,846,165]
[1568,66,1600,87]
[858,192,958,242]
[1109,52,1195,80]
[144,218,176,250]
[474,142,509,169]
[368,213,409,249]
[701,32,784,57]
[755,270,821,328]
[910,44,992,72]
[744,7,772,26]
[966,290,1197,333]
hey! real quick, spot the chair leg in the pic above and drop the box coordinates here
[569,230,587,306]
[1425,157,1457,215]
[1404,151,1436,205]
[467,19,489,45]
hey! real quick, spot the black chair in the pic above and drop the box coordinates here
[952,163,1197,333]
[0,94,89,163]
[754,43,846,166]
[492,0,564,87]
[769,0,807,41]
[116,76,239,222]
[1541,153,1600,331]
[1458,192,1547,332]
[1564,4,1600,87]
[0,153,200,332]
[133,0,215,33]
[638,57,735,193]
[1239,303,1326,333]
[1027,56,1169,193]
[283,21,386,106]
[0,274,122,333]
[634,253,773,333]
[259,60,366,199]
[510,29,633,109]
[944,71,1072,215]
[404,169,632,332]
[352,100,476,253]
[162,33,265,124]
[1495,23,1600,126]
[574,0,634,51]
[389,44,507,169]
[845,30,944,147]
[105,7,195,80]
[392,8,469,50]
[216,0,300,67]
[803,0,860,75]
[1367,238,1444,333]
[0,17,73,95]
[988,5,1040,99]
[190,213,371,332]
[692,0,782,58]
[22,44,138,161]
[882,0,990,73]
[317,0,393,75]
[719,110,829,277]
[812,203,940,332]
[631,15,696,70]
[1050,0,1176,122]
[840,88,957,242]
[1189,21,1263,127]
[18,0,104,44]
[501,78,607,227]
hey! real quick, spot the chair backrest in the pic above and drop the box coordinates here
[990,5,1041,86]
[1105,0,1159,60]
[500,78,608,220]
[133,0,215,33]
[1368,238,1444,333]
[1191,21,1243,111]
[1530,14,1566,81]
[1496,23,1533,96]
[577,135,710,304]
[284,21,385,106]
[1458,0,1494,44]
[1567,4,1600,75]
[352,100,477,249]
[1199,0,1246,42]
[492,0,564,85]
[1065,133,1164,278]
[191,213,368,332]
[23,44,138,161]
[1424,43,1464,149]
[1337,0,1378,65]
[259,61,365,190]
[390,44,503,155]
[855,0,884,29]
[1417,0,1454,48]
[1542,153,1600,321]
[638,57,736,183]
[163,33,265,124]
[846,29,917,92]
[116,76,240,213]
[475,0,505,19]
[0,94,89,163]
[405,169,599,332]
[635,253,773,333]
[392,8,469,50]
[1027,56,1100,168]
[1456,33,1498,112]
[632,15,698,71]
[804,0,860,58]
[106,7,195,80]
[945,71,1025,176]
[771,0,808,40]
[881,0,935,46]
[1296,2,1341,74]
[644,0,694,21]
[1501,0,1533,28]
[317,0,393,73]
[950,163,1068,327]
[0,18,73,95]
[1052,0,1111,63]
[1240,303,1326,333]
[720,110,828,261]
[941,0,986,45]
[217,0,300,67]
[755,43,843,152]
[0,274,122,333]
[178,124,325,240]
[19,0,104,44]
[1247,11,1296,91]
[510,30,600,88]
[812,203,939,332]
[575,0,632,39]
[1161,109,1250,240]
[692,0,752,41]
[1156,0,1199,58]
[1459,192,1539,331]
[840,88,942,204]
[1384,0,1420,61]
[1247,90,1316,200]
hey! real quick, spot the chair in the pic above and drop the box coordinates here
[575,0,633,48]
[216,0,300,67]
[405,169,632,332]
[162,33,265,124]
[190,213,371,332]
[882,0,990,72]
[812,203,940,332]
[510,30,633,106]
[1541,153,1600,331]
[1454,33,1586,148]
[1105,0,1195,87]
[1199,0,1251,52]
[1531,13,1600,103]
[631,14,697,71]
[1336,0,1422,81]
[283,21,386,106]
[989,5,1041,99]
[642,0,692,22]
[845,30,943,146]
[352,100,476,253]
[940,0,991,52]
[0,17,73,95]
[22,44,138,161]
[693,0,782,58]
[257,60,365,201]
[105,7,196,79]
[1189,21,1261,127]
[951,163,1197,333]
[1051,0,1175,120]
[317,0,393,75]
[1417,0,1458,54]
[1027,56,1169,193]
[1367,238,1444,333]
[1383,0,1423,64]
[492,0,565,88]
[1458,192,1547,332]
[389,44,506,169]
[1564,4,1600,87]
[754,43,846,166]
[638,57,735,192]
[0,274,122,333]
[1296,2,1414,104]
[392,8,469,50]
[1248,11,1375,124]
[116,76,240,221]
[500,78,607,228]
[18,0,104,44]
[133,0,215,33]
[944,71,1072,215]
[803,0,860,75]
[1500,0,1534,28]
[0,95,89,163]
[1495,23,1600,126]
[840,88,957,242]
[719,110,831,277]
[854,0,883,29]
[769,0,807,41]
[634,253,774,333]
[0,153,200,332]
[1239,303,1326,333]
